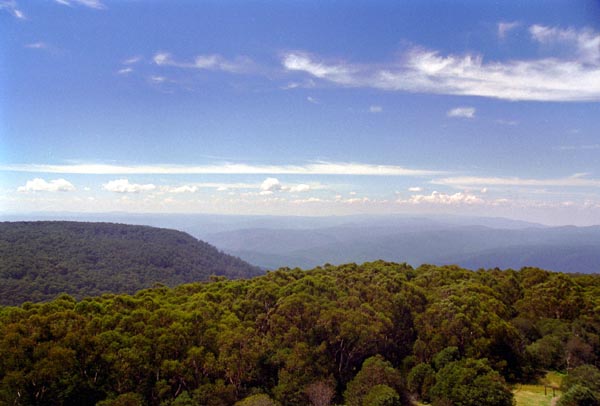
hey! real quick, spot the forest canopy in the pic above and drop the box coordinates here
[0,221,262,306]
[1,261,599,405]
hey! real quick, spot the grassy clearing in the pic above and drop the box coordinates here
[513,371,564,406]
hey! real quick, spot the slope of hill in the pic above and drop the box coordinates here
[0,221,262,305]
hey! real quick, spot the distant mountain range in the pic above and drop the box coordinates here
[2,213,599,274]
[202,222,600,273]
[0,221,262,305]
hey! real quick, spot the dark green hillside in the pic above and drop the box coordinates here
[0,221,262,305]
[0,262,599,406]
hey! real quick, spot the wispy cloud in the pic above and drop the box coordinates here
[17,178,75,192]
[282,25,600,102]
[117,67,133,75]
[498,21,520,39]
[369,105,383,113]
[123,56,142,65]
[25,42,48,49]
[447,107,475,118]
[307,96,319,104]
[102,179,156,193]
[433,173,600,188]
[496,119,518,126]
[0,161,442,176]
[0,0,25,19]
[529,24,600,63]
[153,52,255,74]
[553,144,600,151]
[54,0,105,10]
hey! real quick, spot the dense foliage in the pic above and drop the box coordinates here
[0,221,262,306]
[0,261,599,405]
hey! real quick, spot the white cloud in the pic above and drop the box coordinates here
[123,56,142,65]
[17,178,75,192]
[258,179,315,195]
[433,173,600,188]
[25,42,47,49]
[447,107,475,118]
[496,119,518,126]
[553,144,600,151]
[345,197,371,204]
[153,51,254,74]
[282,27,600,102]
[369,105,383,113]
[498,21,520,39]
[530,24,600,63]
[149,76,166,83]
[307,96,319,104]
[102,179,156,193]
[54,0,105,9]
[260,177,283,192]
[408,186,422,192]
[117,67,133,75]
[0,0,25,19]
[289,184,311,193]
[401,191,484,205]
[292,197,322,204]
[168,185,199,193]
[0,161,441,176]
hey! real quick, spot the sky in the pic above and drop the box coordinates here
[1,0,600,225]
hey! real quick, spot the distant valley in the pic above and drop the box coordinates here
[2,213,600,275]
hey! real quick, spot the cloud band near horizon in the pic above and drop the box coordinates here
[0,162,442,176]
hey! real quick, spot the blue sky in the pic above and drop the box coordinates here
[2,0,600,225]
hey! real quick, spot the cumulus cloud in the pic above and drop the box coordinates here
[447,107,475,118]
[401,191,484,205]
[102,179,156,193]
[408,186,422,192]
[282,26,600,102]
[258,178,314,195]
[168,185,199,193]
[260,177,283,193]
[153,52,255,73]
[289,184,311,193]
[17,178,75,192]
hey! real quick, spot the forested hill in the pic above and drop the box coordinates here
[0,221,262,305]
[0,262,599,406]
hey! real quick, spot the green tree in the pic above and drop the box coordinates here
[362,385,400,406]
[430,358,514,406]
[407,363,435,402]
[343,355,402,406]
[557,385,599,406]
